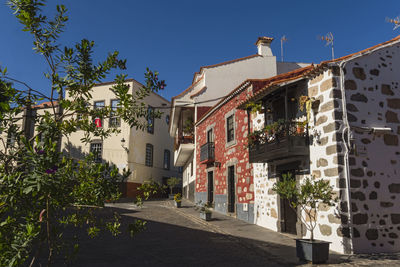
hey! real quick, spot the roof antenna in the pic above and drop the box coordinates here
[280,35,288,62]
[318,32,335,60]
[386,16,400,30]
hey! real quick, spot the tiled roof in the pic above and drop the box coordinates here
[34,101,58,109]
[305,34,400,76]
[239,65,314,106]
[196,77,274,125]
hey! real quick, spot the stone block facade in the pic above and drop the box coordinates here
[251,39,400,254]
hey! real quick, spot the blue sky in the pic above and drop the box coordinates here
[1,0,400,101]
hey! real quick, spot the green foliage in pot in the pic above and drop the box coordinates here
[272,173,337,241]
[195,200,213,214]
[174,193,182,203]
[166,177,181,195]
[247,129,264,147]
[244,101,263,114]
[183,117,194,136]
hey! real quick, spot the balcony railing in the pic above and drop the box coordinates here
[200,142,215,163]
[248,121,309,163]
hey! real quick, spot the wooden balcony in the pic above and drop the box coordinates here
[200,142,215,163]
[249,121,309,163]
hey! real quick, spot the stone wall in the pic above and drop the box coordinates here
[343,43,400,253]
[195,85,254,223]
[306,69,346,253]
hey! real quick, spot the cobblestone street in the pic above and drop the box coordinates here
[59,199,400,266]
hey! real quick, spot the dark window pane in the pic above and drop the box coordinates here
[109,99,121,127]
[145,144,153,167]
[227,115,234,143]
[90,143,102,163]
[163,149,170,170]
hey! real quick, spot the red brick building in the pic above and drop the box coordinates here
[195,79,269,222]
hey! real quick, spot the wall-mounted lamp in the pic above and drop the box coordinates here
[121,138,129,153]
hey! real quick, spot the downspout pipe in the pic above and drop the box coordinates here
[338,60,354,253]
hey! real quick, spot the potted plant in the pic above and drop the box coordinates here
[273,173,336,264]
[299,95,316,121]
[195,201,213,221]
[174,193,182,208]
[244,101,263,114]
[183,116,194,136]
[247,129,264,148]
[296,120,308,135]
[166,177,181,199]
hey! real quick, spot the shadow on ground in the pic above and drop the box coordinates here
[31,203,397,267]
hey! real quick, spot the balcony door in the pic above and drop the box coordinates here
[207,171,214,204]
[227,165,235,213]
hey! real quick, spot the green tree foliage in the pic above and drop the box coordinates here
[0,1,166,266]
[166,177,181,195]
[273,173,336,241]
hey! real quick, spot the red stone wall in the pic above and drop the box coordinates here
[196,86,254,203]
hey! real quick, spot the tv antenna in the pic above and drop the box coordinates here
[280,35,288,62]
[386,16,400,30]
[318,32,334,60]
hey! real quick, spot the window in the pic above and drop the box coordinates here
[145,144,153,167]
[109,99,120,128]
[94,101,105,128]
[178,166,183,173]
[190,161,193,176]
[90,143,103,163]
[226,115,235,143]
[166,115,170,125]
[207,129,213,143]
[147,106,154,134]
[163,149,170,170]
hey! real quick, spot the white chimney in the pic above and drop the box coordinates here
[255,36,274,57]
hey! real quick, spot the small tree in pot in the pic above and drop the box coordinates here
[166,177,181,199]
[273,173,337,264]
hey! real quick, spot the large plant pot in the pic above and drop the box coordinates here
[200,212,212,221]
[295,239,330,264]
[174,201,181,208]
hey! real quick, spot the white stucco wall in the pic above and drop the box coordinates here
[62,80,180,185]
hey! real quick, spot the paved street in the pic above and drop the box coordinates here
[50,199,400,266]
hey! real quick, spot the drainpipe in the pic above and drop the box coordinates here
[338,60,354,253]
[193,101,198,201]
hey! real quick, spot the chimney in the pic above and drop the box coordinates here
[255,36,274,57]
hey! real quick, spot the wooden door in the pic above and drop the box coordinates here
[280,171,297,235]
[207,171,214,204]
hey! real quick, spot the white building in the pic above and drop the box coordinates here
[62,79,181,197]
[170,37,309,201]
